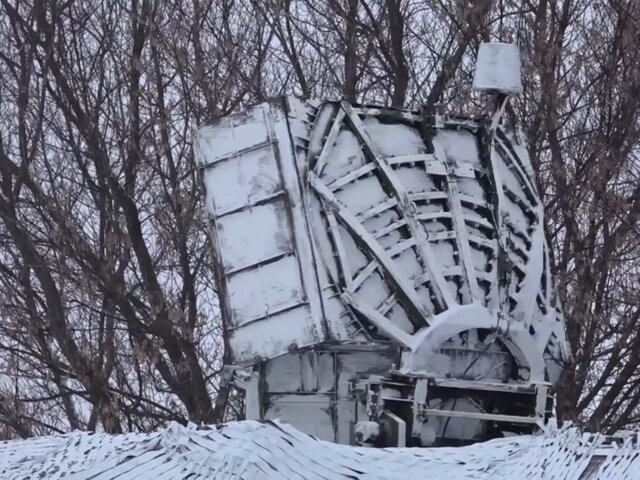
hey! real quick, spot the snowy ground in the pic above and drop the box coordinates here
[0,420,637,479]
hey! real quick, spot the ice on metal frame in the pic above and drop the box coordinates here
[195,97,568,386]
[473,42,523,94]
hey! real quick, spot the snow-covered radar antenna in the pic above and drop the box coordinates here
[195,42,569,447]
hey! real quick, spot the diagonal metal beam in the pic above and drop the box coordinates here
[325,209,353,289]
[313,108,346,175]
[342,291,416,350]
[340,101,456,312]
[350,239,417,292]
[356,198,398,222]
[484,98,511,312]
[494,129,541,206]
[309,172,430,328]
[433,141,482,303]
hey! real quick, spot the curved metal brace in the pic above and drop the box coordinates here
[400,304,547,383]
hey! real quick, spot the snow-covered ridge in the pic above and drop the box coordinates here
[0,420,637,479]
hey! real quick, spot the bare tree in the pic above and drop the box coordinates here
[0,0,638,437]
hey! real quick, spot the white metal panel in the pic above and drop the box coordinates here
[263,394,335,441]
[226,255,304,324]
[204,148,281,215]
[229,306,316,362]
[473,42,523,94]
[217,201,292,272]
[195,101,328,363]
[197,110,270,163]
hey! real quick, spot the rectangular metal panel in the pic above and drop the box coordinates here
[263,394,335,441]
[195,102,327,363]
[217,201,293,273]
[264,352,335,393]
[259,346,397,444]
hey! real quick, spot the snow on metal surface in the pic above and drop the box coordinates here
[473,42,523,94]
[195,97,568,385]
[0,420,637,479]
[195,102,328,363]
